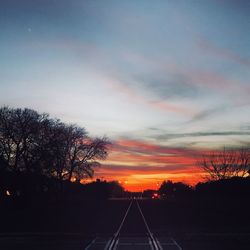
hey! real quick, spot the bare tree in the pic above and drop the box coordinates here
[57,125,110,182]
[0,107,48,173]
[0,107,110,183]
[68,136,110,181]
[197,147,250,181]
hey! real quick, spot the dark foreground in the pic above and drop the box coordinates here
[0,197,250,250]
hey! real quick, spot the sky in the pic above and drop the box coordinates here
[1,0,250,191]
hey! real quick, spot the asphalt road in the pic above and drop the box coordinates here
[87,200,183,249]
[86,200,155,249]
[119,200,148,237]
[1,199,250,249]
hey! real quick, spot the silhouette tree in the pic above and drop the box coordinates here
[108,181,125,197]
[158,180,192,199]
[49,123,110,182]
[0,106,110,185]
[83,179,125,199]
[197,147,250,181]
[0,107,49,173]
[195,177,250,197]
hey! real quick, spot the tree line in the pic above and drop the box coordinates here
[158,147,250,199]
[157,177,250,201]
[0,106,111,199]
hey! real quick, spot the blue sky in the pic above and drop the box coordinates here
[1,0,250,187]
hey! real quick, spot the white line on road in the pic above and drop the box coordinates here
[136,200,163,250]
[171,237,183,250]
[106,200,133,250]
[84,237,97,250]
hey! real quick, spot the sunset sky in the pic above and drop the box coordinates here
[1,0,250,190]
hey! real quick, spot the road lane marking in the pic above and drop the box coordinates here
[136,200,163,250]
[85,237,97,249]
[106,200,133,250]
[171,237,183,250]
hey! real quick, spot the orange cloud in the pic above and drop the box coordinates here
[94,139,207,191]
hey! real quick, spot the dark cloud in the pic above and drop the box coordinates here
[155,131,250,141]
[189,106,228,123]
[113,138,199,156]
[132,73,201,100]
[148,127,161,131]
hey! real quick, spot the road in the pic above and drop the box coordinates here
[86,199,182,250]
[1,199,250,249]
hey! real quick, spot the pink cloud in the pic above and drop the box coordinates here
[198,38,250,68]
[104,76,195,115]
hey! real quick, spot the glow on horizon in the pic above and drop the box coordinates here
[92,139,212,191]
